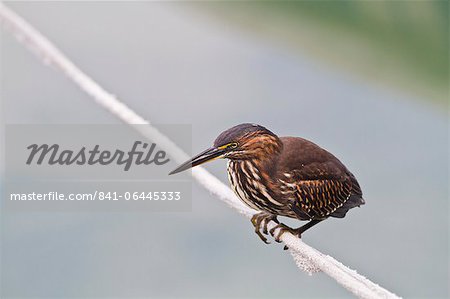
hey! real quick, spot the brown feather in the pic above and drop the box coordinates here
[272,137,364,220]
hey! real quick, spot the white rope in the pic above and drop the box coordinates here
[0,3,401,298]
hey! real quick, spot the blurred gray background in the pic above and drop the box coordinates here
[1,2,448,298]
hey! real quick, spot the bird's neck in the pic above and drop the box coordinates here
[229,134,283,180]
[231,151,281,184]
[255,137,283,176]
[254,153,281,179]
[242,136,282,175]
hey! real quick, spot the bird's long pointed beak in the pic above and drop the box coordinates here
[169,147,225,175]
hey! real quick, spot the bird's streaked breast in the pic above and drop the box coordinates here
[227,160,286,214]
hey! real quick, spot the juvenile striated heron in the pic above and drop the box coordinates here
[170,124,365,244]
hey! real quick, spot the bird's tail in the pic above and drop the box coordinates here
[330,195,365,218]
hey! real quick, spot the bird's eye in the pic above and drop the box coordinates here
[229,142,238,149]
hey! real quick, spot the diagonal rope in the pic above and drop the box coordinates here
[0,3,400,298]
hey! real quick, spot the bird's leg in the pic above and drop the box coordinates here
[250,212,279,244]
[269,219,324,245]
[294,219,324,237]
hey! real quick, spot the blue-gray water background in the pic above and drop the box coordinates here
[1,2,448,298]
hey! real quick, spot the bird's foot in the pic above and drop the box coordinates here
[269,223,303,250]
[250,212,279,244]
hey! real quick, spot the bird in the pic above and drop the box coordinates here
[169,123,365,245]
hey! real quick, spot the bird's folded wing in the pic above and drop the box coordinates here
[280,162,358,219]
[290,178,353,219]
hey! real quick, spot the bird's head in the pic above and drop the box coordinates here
[169,123,282,175]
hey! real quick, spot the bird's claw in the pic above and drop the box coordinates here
[256,230,270,244]
[251,212,279,244]
[251,213,310,251]
[269,223,300,244]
